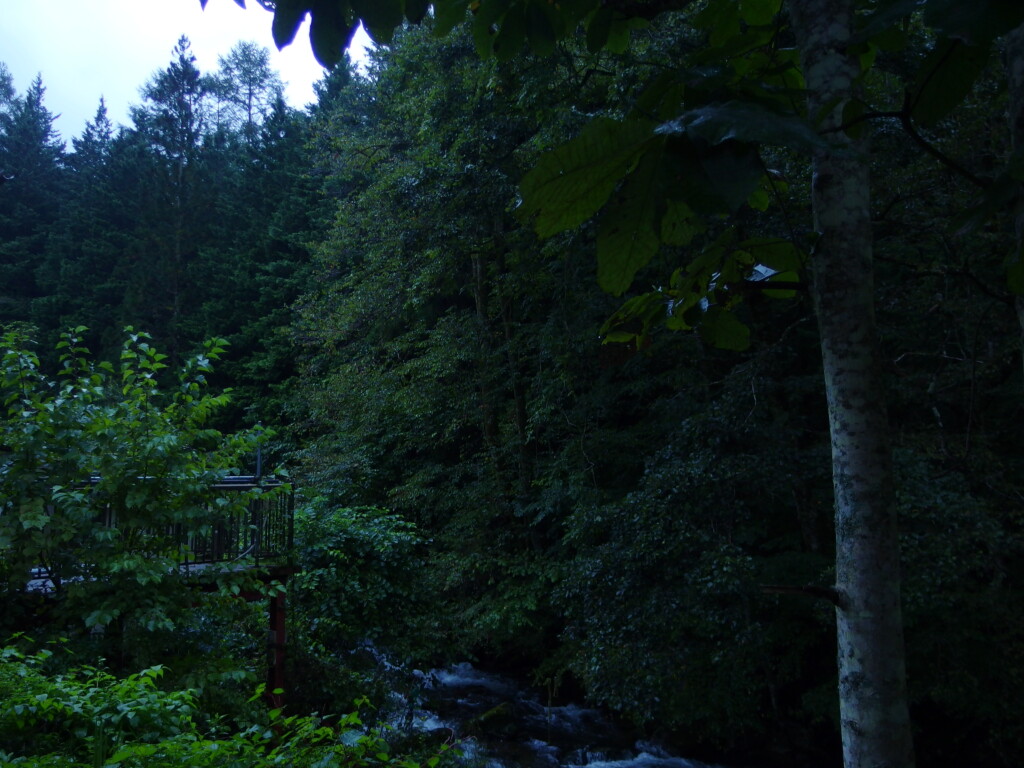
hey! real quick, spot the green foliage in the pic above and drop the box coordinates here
[279,14,1024,763]
[0,328,265,638]
[0,643,195,761]
[17,40,317,438]
[556,362,835,748]
[292,501,428,654]
[518,116,657,241]
[287,501,435,717]
[291,21,626,666]
[895,450,1024,765]
[269,0,423,65]
[0,74,66,327]
[0,641,456,768]
[908,39,991,128]
[923,0,1024,45]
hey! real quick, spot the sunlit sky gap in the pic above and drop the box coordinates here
[1,0,371,143]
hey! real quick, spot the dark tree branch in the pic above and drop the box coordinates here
[821,109,902,135]
[761,583,844,606]
[906,38,962,117]
[873,253,1016,307]
[824,102,990,189]
[899,100,990,189]
[818,97,988,190]
[739,280,808,293]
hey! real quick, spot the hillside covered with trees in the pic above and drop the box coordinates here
[2,2,1023,767]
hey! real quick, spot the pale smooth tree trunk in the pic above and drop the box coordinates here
[788,1,915,766]
[1006,24,1024,377]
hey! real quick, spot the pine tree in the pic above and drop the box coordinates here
[0,62,14,122]
[212,41,284,143]
[34,100,127,354]
[0,63,14,187]
[0,74,65,326]
[123,36,220,362]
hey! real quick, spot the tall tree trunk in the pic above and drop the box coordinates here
[788,1,915,766]
[1006,23,1024,379]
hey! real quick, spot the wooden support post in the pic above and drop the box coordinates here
[267,588,287,708]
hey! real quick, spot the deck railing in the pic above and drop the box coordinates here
[180,476,294,569]
[22,477,294,592]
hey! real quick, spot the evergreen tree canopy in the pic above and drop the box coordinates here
[0,74,65,324]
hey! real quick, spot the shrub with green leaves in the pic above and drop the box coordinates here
[292,502,427,651]
[0,642,196,763]
[288,501,437,717]
[0,327,267,640]
[0,641,458,768]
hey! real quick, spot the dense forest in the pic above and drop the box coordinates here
[2,2,1024,767]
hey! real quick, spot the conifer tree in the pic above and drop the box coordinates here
[124,36,220,362]
[213,41,284,143]
[35,100,125,352]
[0,74,65,326]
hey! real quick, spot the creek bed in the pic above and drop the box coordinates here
[397,662,721,768]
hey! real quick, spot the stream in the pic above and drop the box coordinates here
[393,662,722,768]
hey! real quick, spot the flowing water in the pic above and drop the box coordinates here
[394,662,721,768]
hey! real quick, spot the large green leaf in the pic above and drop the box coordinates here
[272,0,312,50]
[738,237,804,272]
[655,137,759,216]
[909,39,989,128]
[1008,244,1024,296]
[434,0,470,36]
[605,17,637,54]
[693,0,742,47]
[698,306,750,351]
[600,292,670,342]
[586,7,614,53]
[403,0,431,24]
[471,0,507,57]
[739,0,779,25]
[526,1,563,57]
[658,101,830,152]
[519,117,658,237]
[661,200,701,246]
[851,0,923,44]
[351,0,404,43]
[696,142,764,213]
[493,3,528,61]
[924,0,1024,45]
[309,0,354,67]
[760,270,801,299]
[597,150,663,296]
[632,72,686,122]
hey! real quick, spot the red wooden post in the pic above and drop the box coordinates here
[267,587,287,708]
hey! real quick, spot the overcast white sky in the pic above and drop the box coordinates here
[1,0,371,144]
